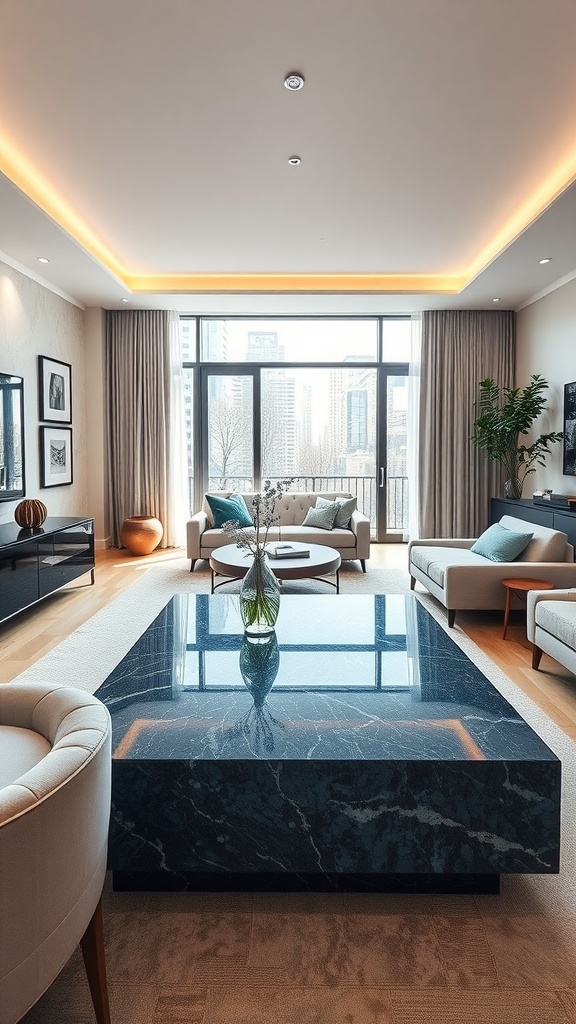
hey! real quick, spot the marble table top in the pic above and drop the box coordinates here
[97,594,557,766]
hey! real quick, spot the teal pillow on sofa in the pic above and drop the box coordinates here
[470,523,533,562]
[206,493,253,529]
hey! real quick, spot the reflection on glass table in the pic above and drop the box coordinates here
[98,594,553,765]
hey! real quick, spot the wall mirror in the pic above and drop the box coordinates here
[0,372,25,500]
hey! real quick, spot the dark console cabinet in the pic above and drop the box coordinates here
[490,498,576,557]
[0,516,94,624]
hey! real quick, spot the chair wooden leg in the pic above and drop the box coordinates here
[80,897,111,1024]
[190,558,196,572]
[447,609,456,627]
[532,644,543,670]
[410,576,416,590]
[360,559,366,573]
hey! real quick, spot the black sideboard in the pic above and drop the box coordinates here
[490,498,576,556]
[0,516,94,625]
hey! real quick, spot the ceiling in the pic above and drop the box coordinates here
[1,0,576,314]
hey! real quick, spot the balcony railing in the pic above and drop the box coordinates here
[190,474,409,533]
[290,475,408,532]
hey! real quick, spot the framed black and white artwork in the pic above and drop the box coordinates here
[38,355,72,424]
[563,381,576,477]
[40,426,73,487]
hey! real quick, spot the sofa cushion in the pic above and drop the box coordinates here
[205,493,253,529]
[499,515,568,562]
[535,601,576,649]
[0,726,51,789]
[201,525,357,551]
[410,546,494,586]
[316,495,357,529]
[470,523,533,562]
[302,503,339,530]
[282,526,356,548]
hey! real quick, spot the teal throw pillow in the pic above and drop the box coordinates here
[301,502,339,530]
[206,493,253,529]
[316,495,357,529]
[470,523,533,562]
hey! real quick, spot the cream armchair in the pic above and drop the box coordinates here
[527,588,576,674]
[0,682,112,1024]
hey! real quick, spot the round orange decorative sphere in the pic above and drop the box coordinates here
[120,515,163,555]
[14,498,48,529]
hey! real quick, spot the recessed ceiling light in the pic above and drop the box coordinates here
[37,256,50,264]
[121,298,129,303]
[538,257,552,264]
[288,155,301,166]
[284,72,304,91]
[492,297,500,302]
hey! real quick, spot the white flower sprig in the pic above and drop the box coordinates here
[221,478,293,555]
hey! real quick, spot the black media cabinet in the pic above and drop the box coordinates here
[0,516,94,625]
[490,498,576,556]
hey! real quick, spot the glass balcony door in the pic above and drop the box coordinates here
[195,363,409,541]
[376,368,409,541]
[200,368,257,495]
[199,365,380,521]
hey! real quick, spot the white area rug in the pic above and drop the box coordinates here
[12,556,576,916]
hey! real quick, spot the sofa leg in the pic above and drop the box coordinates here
[447,609,456,627]
[532,644,543,670]
[410,576,416,591]
[360,559,366,573]
[190,559,196,573]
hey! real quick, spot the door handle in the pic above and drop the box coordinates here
[379,467,386,488]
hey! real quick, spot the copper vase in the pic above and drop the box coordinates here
[120,515,163,555]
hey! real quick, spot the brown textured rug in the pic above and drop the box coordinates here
[16,559,576,1024]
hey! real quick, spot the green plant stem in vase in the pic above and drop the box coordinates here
[239,547,280,636]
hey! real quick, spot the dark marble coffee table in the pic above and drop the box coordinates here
[96,594,561,893]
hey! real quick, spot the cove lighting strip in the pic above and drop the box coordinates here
[2,128,576,295]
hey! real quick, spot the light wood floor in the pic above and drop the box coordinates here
[2,542,576,740]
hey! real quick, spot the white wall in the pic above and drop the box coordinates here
[0,260,87,526]
[516,277,576,494]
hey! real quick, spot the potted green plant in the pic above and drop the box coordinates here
[471,374,563,499]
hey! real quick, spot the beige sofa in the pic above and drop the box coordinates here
[409,514,576,627]
[187,491,371,572]
[527,589,576,675]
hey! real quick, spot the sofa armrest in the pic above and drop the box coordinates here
[350,509,371,559]
[527,588,576,640]
[187,510,207,559]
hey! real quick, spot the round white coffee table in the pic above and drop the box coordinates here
[209,543,341,594]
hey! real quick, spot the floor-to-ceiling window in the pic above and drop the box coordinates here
[182,317,411,541]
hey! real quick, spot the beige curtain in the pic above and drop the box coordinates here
[105,309,186,548]
[419,310,515,538]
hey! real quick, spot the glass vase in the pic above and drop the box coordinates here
[239,547,280,636]
[504,477,523,500]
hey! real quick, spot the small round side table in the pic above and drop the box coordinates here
[500,577,554,640]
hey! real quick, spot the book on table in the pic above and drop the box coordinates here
[266,542,310,559]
